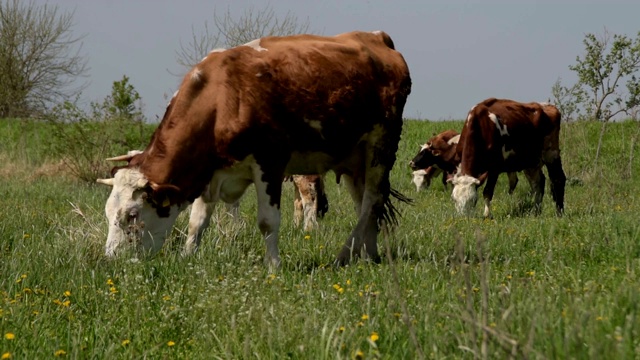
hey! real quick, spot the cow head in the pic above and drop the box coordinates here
[97,165,184,258]
[450,174,480,216]
[409,143,438,170]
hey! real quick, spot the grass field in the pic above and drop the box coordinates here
[1,118,640,359]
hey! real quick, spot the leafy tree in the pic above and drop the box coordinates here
[0,0,88,117]
[175,4,311,70]
[550,77,586,122]
[569,29,640,122]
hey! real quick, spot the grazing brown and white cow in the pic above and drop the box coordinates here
[409,129,461,190]
[451,98,566,217]
[96,31,411,267]
[409,129,518,193]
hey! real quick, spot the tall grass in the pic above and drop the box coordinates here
[1,118,640,359]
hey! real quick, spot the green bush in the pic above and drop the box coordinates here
[44,76,154,182]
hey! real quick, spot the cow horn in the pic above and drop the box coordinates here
[105,150,143,162]
[96,178,115,186]
[106,154,133,162]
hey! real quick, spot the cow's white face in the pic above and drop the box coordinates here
[451,175,480,216]
[101,168,181,257]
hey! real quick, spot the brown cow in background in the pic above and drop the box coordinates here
[410,129,518,193]
[451,98,565,217]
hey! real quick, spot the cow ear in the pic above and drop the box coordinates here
[147,182,182,208]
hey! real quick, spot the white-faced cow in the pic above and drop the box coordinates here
[96,31,411,267]
[451,98,566,218]
[409,129,518,193]
[409,129,461,190]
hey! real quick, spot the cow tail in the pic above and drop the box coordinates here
[379,187,413,231]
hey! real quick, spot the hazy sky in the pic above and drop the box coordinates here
[37,0,640,121]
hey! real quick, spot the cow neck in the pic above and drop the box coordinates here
[459,110,486,179]
[139,113,218,205]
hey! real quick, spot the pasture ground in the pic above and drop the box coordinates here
[1,118,640,359]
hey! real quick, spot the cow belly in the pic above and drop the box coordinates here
[207,157,256,204]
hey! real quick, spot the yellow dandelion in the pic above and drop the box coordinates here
[106,279,114,286]
[167,341,175,347]
[346,279,351,285]
[338,326,345,333]
[54,349,66,357]
[121,339,130,346]
[23,234,30,239]
[64,291,71,297]
[357,321,364,327]
[355,350,364,359]
[596,316,604,321]
[370,332,379,342]
[2,352,11,359]
[62,300,71,307]
[4,333,15,340]
[267,274,276,281]
[162,295,171,301]
[32,310,39,315]
[52,299,62,305]
[304,235,311,240]
[361,314,369,321]
[109,287,118,294]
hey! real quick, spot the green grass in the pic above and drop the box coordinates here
[2,118,640,359]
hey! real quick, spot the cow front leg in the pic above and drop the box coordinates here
[252,164,283,269]
[184,196,215,256]
[482,173,499,218]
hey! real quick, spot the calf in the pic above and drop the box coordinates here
[451,98,566,217]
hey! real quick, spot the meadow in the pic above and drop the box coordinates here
[1,118,640,359]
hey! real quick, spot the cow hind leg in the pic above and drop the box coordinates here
[337,168,385,265]
[292,180,303,228]
[337,126,408,265]
[545,157,566,215]
[252,164,283,269]
[342,173,365,217]
[524,167,545,215]
[184,196,215,256]
[507,172,519,195]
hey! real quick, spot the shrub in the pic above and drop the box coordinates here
[45,76,154,182]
